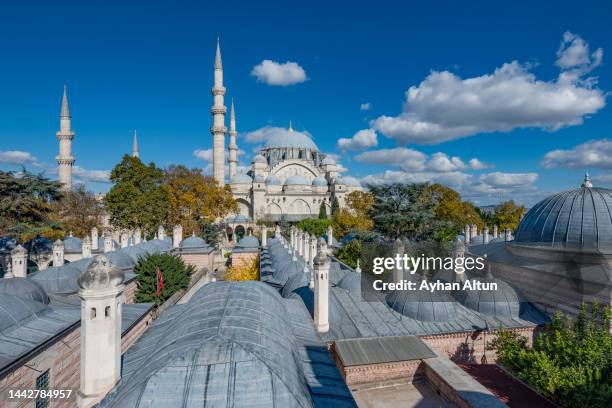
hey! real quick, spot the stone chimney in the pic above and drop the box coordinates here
[120,231,129,248]
[53,239,65,267]
[504,228,511,242]
[464,224,471,243]
[355,259,362,274]
[91,227,99,251]
[133,228,142,245]
[297,230,304,257]
[302,232,309,265]
[77,255,124,408]
[11,245,28,278]
[172,225,183,248]
[493,224,499,239]
[483,226,490,244]
[4,258,14,278]
[309,233,316,288]
[157,226,165,241]
[313,238,330,333]
[471,224,478,239]
[82,236,92,258]
[103,233,113,253]
[261,226,268,247]
[326,225,333,246]
[290,226,296,250]
[393,238,405,284]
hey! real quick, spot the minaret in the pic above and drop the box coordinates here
[56,85,75,191]
[132,129,139,158]
[211,38,227,185]
[228,100,238,179]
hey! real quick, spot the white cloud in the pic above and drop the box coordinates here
[193,148,213,162]
[0,150,41,166]
[360,103,371,111]
[337,129,378,151]
[355,148,490,173]
[542,139,612,169]
[72,166,110,183]
[478,172,538,187]
[370,33,605,145]
[251,60,307,86]
[592,173,612,185]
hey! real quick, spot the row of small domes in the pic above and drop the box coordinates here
[230,174,360,187]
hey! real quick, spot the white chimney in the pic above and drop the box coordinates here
[313,238,330,333]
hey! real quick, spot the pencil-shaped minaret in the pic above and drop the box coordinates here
[211,38,227,185]
[56,85,75,190]
[228,100,238,179]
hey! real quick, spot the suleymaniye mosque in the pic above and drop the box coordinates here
[0,36,610,408]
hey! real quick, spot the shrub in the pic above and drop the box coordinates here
[134,253,194,304]
[487,303,612,408]
[296,218,330,237]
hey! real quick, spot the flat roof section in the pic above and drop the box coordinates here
[335,335,437,367]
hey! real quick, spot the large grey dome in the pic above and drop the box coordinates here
[0,278,50,304]
[515,177,612,253]
[263,129,319,151]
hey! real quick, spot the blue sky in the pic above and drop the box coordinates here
[0,0,610,206]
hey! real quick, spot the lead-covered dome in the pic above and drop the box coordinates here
[312,176,328,186]
[514,175,612,253]
[263,129,319,151]
[265,175,282,185]
[284,175,309,186]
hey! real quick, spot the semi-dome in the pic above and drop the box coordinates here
[455,275,523,318]
[263,129,319,151]
[180,234,208,250]
[514,175,612,253]
[284,175,309,186]
[265,175,282,185]
[230,174,252,184]
[385,277,459,322]
[0,278,50,304]
[252,154,267,164]
[312,176,328,186]
[321,156,336,165]
[63,235,83,253]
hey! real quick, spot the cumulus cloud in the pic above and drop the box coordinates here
[542,139,612,169]
[0,150,41,166]
[478,172,538,187]
[370,32,605,145]
[337,129,378,151]
[72,166,110,183]
[355,148,490,173]
[251,60,307,86]
[360,103,371,111]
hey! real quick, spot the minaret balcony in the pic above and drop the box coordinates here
[210,126,227,134]
[56,131,75,140]
[55,156,75,165]
[210,86,226,96]
[210,106,227,115]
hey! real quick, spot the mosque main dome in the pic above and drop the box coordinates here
[514,175,612,254]
[263,128,319,151]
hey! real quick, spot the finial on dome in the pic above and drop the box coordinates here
[582,172,593,188]
[288,120,293,133]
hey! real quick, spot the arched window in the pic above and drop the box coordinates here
[90,308,96,320]
[105,306,111,318]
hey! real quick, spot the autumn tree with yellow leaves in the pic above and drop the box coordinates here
[224,255,260,281]
[331,191,375,240]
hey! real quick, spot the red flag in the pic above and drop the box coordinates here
[155,266,164,297]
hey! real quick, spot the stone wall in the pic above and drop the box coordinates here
[231,252,258,268]
[180,252,214,272]
[123,279,138,304]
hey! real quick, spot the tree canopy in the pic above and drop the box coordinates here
[163,165,238,234]
[134,252,193,304]
[296,218,330,237]
[51,184,104,238]
[104,155,171,236]
[493,200,526,230]
[0,168,63,241]
[331,190,375,240]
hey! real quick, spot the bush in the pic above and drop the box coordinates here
[134,253,194,304]
[296,218,330,237]
[487,303,612,408]
[225,256,259,281]
[335,240,361,268]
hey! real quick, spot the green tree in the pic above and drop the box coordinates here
[0,168,63,241]
[164,165,238,234]
[425,183,483,233]
[318,202,328,219]
[331,196,340,216]
[335,239,362,268]
[199,220,223,249]
[488,303,612,408]
[367,182,441,240]
[494,200,526,230]
[134,253,194,304]
[51,184,104,238]
[105,155,171,236]
[296,218,330,237]
[332,191,375,240]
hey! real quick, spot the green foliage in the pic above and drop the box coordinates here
[105,155,171,235]
[426,183,483,235]
[199,220,222,249]
[488,303,612,408]
[297,218,330,237]
[331,196,340,216]
[367,182,446,241]
[0,168,63,241]
[318,202,328,219]
[51,184,104,238]
[493,200,526,231]
[335,239,361,268]
[133,253,194,304]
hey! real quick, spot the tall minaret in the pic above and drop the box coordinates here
[211,38,227,185]
[228,99,238,179]
[132,129,139,158]
[56,85,75,191]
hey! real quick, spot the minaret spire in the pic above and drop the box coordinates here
[56,84,75,191]
[228,99,238,179]
[211,38,227,185]
[132,129,139,158]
